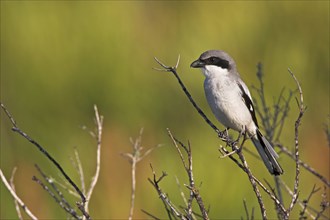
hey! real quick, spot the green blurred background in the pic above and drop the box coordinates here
[1,1,329,219]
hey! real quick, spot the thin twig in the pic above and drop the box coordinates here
[74,148,86,195]
[252,62,294,213]
[286,68,306,219]
[235,145,267,220]
[34,164,76,215]
[273,90,293,142]
[275,143,330,187]
[264,178,285,220]
[148,164,186,220]
[0,103,86,203]
[175,176,196,220]
[167,129,209,220]
[122,128,159,220]
[315,186,330,220]
[0,169,38,220]
[278,178,329,219]
[175,177,189,208]
[324,117,330,148]
[33,165,81,219]
[154,56,221,136]
[141,209,162,220]
[77,202,90,220]
[167,129,188,171]
[84,105,103,215]
[243,199,250,220]
[219,147,286,214]
[254,63,271,135]
[299,184,320,219]
[274,176,284,219]
[9,167,23,220]
[129,155,137,220]
[221,133,268,219]
[50,178,80,198]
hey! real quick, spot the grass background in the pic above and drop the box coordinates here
[1,1,329,219]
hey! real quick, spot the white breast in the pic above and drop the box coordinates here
[202,66,255,133]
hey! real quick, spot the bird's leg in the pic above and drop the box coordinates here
[238,127,250,153]
[229,128,243,148]
[219,128,239,158]
[223,127,232,146]
[232,127,247,153]
[224,127,230,136]
[219,127,248,158]
[218,127,230,139]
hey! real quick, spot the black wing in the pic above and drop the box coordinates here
[237,82,259,127]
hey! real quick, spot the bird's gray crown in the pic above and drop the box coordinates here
[191,50,237,71]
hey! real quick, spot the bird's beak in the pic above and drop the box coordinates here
[190,59,204,68]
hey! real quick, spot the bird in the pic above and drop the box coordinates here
[190,50,283,175]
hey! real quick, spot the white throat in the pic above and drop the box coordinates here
[201,65,229,78]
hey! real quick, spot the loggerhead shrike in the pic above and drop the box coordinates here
[190,50,283,175]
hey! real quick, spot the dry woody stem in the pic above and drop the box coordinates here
[1,103,105,220]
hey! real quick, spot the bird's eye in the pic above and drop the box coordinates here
[210,57,215,62]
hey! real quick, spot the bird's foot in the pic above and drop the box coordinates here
[231,128,248,152]
[217,128,230,139]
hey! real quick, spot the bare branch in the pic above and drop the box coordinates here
[299,184,320,219]
[235,145,267,220]
[9,167,23,220]
[276,143,330,187]
[0,169,38,220]
[253,63,272,135]
[219,146,286,214]
[74,148,86,195]
[315,186,330,220]
[175,176,196,220]
[34,164,76,216]
[0,103,86,203]
[242,199,254,220]
[324,117,330,148]
[167,129,188,171]
[154,57,222,136]
[279,179,330,219]
[167,129,209,220]
[141,209,162,220]
[121,128,160,220]
[175,54,181,69]
[0,102,17,127]
[50,178,80,198]
[69,148,86,196]
[148,164,185,220]
[77,202,90,220]
[286,69,306,218]
[84,105,103,215]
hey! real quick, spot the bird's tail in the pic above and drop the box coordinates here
[251,129,283,175]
